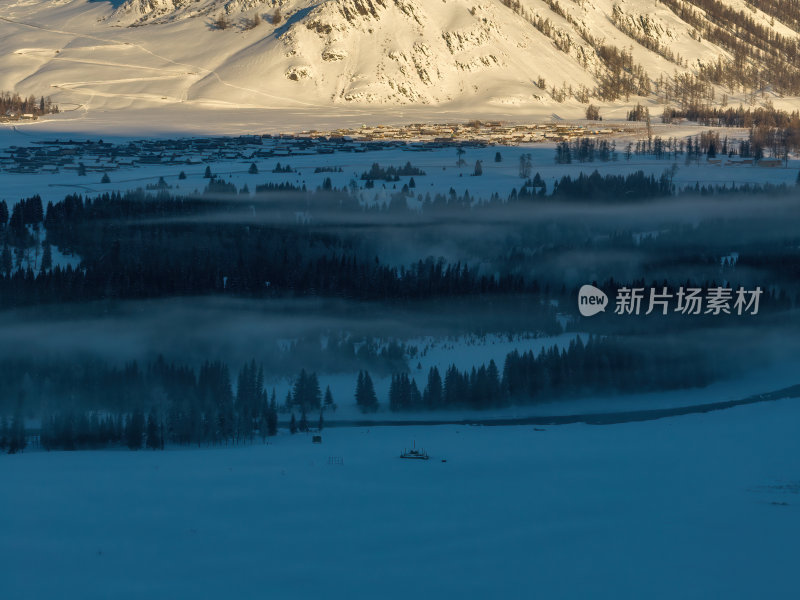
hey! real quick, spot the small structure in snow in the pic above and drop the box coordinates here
[757,158,782,168]
[400,441,429,460]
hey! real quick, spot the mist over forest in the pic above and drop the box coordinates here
[1,148,800,450]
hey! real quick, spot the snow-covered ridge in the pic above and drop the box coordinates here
[109,0,278,25]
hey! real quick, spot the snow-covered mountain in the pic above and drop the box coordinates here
[1,0,798,119]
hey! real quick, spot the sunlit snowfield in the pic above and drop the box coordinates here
[2,398,799,599]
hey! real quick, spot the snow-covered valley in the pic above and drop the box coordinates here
[2,1,800,594]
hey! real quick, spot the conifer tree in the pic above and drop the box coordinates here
[324,385,335,411]
[267,391,278,436]
[389,374,400,411]
[146,409,160,450]
[355,371,378,413]
[0,415,9,452]
[3,243,13,275]
[299,408,308,433]
[8,402,25,454]
[40,243,52,271]
[423,366,443,409]
[125,409,145,450]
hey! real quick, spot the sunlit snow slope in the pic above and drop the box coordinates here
[0,0,798,119]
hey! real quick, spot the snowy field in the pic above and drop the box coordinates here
[2,397,799,599]
[0,133,796,207]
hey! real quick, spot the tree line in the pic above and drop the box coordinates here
[555,131,790,163]
[361,162,426,181]
[2,332,717,454]
[0,189,560,317]
[386,335,712,411]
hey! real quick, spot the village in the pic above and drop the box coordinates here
[296,121,622,144]
[0,121,623,175]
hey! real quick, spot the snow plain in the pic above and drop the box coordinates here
[1,397,799,599]
[1,133,796,206]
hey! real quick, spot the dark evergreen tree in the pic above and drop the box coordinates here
[8,402,25,454]
[486,359,502,406]
[323,385,335,411]
[423,366,443,409]
[0,199,9,227]
[40,243,52,271]
[355,370,364,410]
[355,370,378,413]
[267,390,278,436]
[125,409,145,450]
[0,415,9,452]
[291,369,322,412]
[389,374,399,411]
[299,408,308,433]
[145,408,161,450]
[2,243,12,275]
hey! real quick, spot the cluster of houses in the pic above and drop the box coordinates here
[0,121,624,175]
[298,121,621,145]
[1,111,38,122]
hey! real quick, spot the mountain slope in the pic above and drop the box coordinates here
[0,0,798,116]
